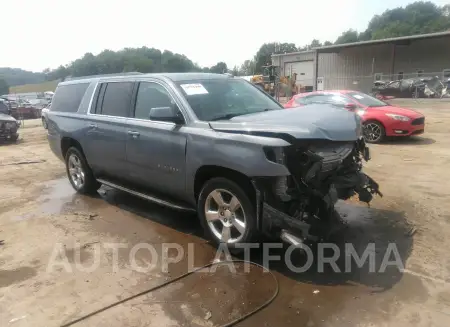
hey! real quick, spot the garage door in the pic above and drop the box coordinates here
[284,61,314,87]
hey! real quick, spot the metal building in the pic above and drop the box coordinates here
[272,31,450,93]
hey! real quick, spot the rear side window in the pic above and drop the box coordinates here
[51,83,89,112]
[97,82,134,117]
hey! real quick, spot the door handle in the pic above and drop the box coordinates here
[128,130,140,138]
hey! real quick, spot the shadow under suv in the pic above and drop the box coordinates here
[46,73,381,248]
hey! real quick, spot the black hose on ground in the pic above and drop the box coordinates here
[60,260,279,327]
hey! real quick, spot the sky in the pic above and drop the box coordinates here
[1,0,448,72]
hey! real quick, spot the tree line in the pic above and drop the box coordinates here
[1,1,449,94]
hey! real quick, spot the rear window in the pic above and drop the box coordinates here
[51,83,89,113]
[347,92,387,107]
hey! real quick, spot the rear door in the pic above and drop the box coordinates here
[84,81,134,179]
[125,80,187,199]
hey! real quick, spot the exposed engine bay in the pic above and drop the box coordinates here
[254,137,382,241]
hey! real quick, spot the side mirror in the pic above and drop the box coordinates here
[149,104,184,124]
[344,103,357,111]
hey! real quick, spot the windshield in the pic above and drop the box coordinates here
[347,91,387,107]
[175,78,282,121]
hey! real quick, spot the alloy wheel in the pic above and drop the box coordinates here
[364,123,382,142]
[204,189,246,244]
[68,154,85,189]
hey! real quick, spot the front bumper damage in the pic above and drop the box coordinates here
[253,137,382,242]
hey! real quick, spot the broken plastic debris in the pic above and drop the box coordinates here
[313,290,320,294]
[204,311,212,320]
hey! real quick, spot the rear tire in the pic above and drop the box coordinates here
[363,120,385,143]
[65,147,100,194]
[42,117,48,129]
[197,177,257,249]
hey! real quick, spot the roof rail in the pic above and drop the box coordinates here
[65,72,143,81]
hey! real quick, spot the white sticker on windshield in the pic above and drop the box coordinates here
[180,83,209,95]
[353,94,364,99]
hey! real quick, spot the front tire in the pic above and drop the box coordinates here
[363,120,385,143]
[197,177,257,248]
[65,147,100,194]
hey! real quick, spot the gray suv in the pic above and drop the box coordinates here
[47,73,381,248]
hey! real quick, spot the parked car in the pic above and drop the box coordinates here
[372,77,447,99]
[0,99,11,115]
[284,90,425,143]
[41,103,51,129]
[0,113,20,142]
[46,73,381,248]
[372,78,426,99]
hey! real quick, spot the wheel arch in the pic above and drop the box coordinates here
[194,165,256,205]
[61,137,85,160]
[363,118,386,129]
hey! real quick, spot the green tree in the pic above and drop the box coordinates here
[46,46,200,79]
[331,1,450,45]
[309,39,322,48]
[254,42,297,73]
[0,78,9,95]
[231,66,240,76]
[209,62,228,74]
[46,65,70,81]
[239,60,255,75]
[335,29,359,44]
[323,41,333,46]
[0,68,45,86]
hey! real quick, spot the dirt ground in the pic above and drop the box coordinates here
[1,100,450,327]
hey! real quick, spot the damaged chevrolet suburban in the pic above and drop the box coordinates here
[46,73,381,248]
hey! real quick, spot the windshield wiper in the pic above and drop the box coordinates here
[209,113,248,121]
[209,109,274,121]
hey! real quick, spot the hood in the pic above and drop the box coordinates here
[367,105,423,118]
[0,113,17,122]
[209,104,362,142]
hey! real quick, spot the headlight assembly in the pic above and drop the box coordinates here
[385,113,410,121]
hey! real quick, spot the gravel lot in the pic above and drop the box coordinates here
[1,99,450,327]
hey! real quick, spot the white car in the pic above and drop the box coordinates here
[41,104,50,129]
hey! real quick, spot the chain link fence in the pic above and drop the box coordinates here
[284,71,450,102]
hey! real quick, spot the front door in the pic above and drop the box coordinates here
[83,81,134,179]
[125,81,187,199]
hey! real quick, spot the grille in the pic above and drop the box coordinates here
[412,117,425,125]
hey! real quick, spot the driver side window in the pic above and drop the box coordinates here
[134,82,173,120]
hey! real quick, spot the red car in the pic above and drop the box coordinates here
[284,90,425,143]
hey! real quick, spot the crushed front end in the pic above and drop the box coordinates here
[254,137,382,241]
